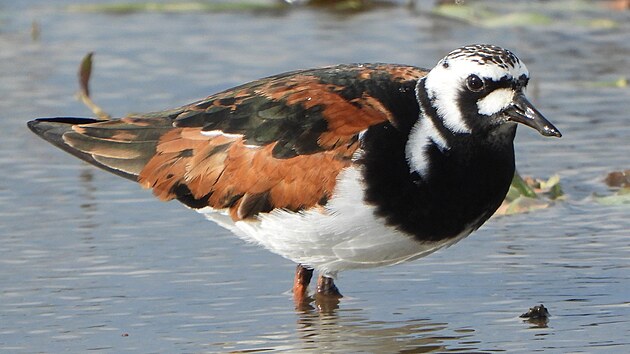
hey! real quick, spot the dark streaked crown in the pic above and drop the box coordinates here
[442,44,522,71]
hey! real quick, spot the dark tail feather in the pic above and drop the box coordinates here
[27,117,139,181]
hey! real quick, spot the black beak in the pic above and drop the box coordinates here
[504,92,561,137]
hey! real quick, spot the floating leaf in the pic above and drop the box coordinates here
[530,174,564,200]
[594,188,630,205]
[595,170,630,205]
[496,172,563,216]
[510,172,538,199]
[499,196,550,216]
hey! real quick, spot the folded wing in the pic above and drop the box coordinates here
[28,64,426,220]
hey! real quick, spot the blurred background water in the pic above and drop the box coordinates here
[1,0,629,352]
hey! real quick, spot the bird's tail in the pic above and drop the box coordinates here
[27,117,168,181]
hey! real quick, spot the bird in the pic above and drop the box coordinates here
[28,44,561,307]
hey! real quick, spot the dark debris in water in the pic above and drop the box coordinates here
[520,304,550,320]
[520,304,550,327]
[605,169,630,188]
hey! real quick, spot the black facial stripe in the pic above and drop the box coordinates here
[416,78,456,142]
[469,75,525,108]
[483,75,516,93]
[455,75,519,131]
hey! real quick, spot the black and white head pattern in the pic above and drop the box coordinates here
[406,44,529,177]
[425,44,528,133]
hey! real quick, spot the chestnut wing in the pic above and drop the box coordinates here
[29,64,426,220]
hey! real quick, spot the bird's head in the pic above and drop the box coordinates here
[421,44,561,138]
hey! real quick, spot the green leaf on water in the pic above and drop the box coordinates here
[502,196,550,216]
[594,188,630,205]
[538,174,564,200]
[497,172,563,216]
[510,172,538,199]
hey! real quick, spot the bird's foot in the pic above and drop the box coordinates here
[316,275,343,299]
[314,275,342,312]
[292,266,342,312]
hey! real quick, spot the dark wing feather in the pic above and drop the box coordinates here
[27,117,140,180]
[28,64,427,219]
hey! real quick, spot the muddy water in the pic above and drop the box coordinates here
[1,0,629,352]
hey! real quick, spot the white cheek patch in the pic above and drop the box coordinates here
[477,88,514,116]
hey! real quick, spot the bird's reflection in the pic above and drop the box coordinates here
[291,302,476,353]
[78,167,100,233]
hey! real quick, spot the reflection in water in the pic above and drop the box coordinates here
[78,167,99,232]
[292,307,474,353]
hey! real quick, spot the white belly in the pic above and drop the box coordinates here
[198,167,470,277]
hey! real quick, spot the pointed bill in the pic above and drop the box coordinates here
[504,92,561,137]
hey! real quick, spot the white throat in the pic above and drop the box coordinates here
[405,111,449,178]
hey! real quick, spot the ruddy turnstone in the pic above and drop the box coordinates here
[28,44,561,306]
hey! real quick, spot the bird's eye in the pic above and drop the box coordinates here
[466,75,484,92]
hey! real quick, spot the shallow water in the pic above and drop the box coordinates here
[1,0,629,352]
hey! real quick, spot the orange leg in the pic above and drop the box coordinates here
[293,264,313,306]
[313,275,342,312]
[316,275,343,299]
